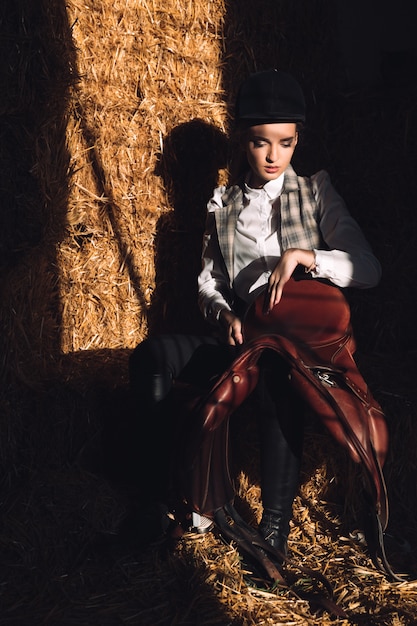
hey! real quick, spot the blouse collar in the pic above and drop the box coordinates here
[244,171,285,199]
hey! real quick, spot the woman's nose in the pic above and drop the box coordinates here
[266,146,278,162]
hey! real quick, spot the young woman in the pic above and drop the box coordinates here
[130,69,381,554]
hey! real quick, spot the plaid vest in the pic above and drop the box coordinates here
[216,165,323,285]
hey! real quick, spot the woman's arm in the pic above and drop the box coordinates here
[310,170,382,289]
[264,170,382,312]
[198,194,234,323]
[198,210,244,345]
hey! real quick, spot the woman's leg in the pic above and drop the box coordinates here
[129,334,221,406]
[129,334,235,502]
[256,352,305,556]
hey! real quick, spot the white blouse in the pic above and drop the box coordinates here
[198,169,382,322]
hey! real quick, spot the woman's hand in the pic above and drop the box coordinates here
[266,248,316,312]
[218,309,244,345]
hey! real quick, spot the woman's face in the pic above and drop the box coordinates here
[244,122,298,188]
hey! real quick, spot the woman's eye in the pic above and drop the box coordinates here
[253,141,266,148]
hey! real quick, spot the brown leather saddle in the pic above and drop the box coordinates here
[174,275,400,588]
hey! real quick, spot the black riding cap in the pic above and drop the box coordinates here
[235,69,306,125]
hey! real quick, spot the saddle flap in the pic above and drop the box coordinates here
[244,276,351,347]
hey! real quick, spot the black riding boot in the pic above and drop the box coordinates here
[258,449,301,558]
[257,355,304,558]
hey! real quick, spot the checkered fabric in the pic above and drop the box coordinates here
[215,165,324,286]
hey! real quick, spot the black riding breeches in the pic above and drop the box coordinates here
[129,336,304,509]
[129,333,237,407]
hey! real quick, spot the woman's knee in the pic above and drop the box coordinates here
[129,337,173,406]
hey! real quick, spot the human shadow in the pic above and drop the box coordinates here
[148,118,229,336]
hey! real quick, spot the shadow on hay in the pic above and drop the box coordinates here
[0,7,236,621]
[72,94,150,316]
[0,1,78,388]
[149,118,229,336]
[0,346,242,624]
